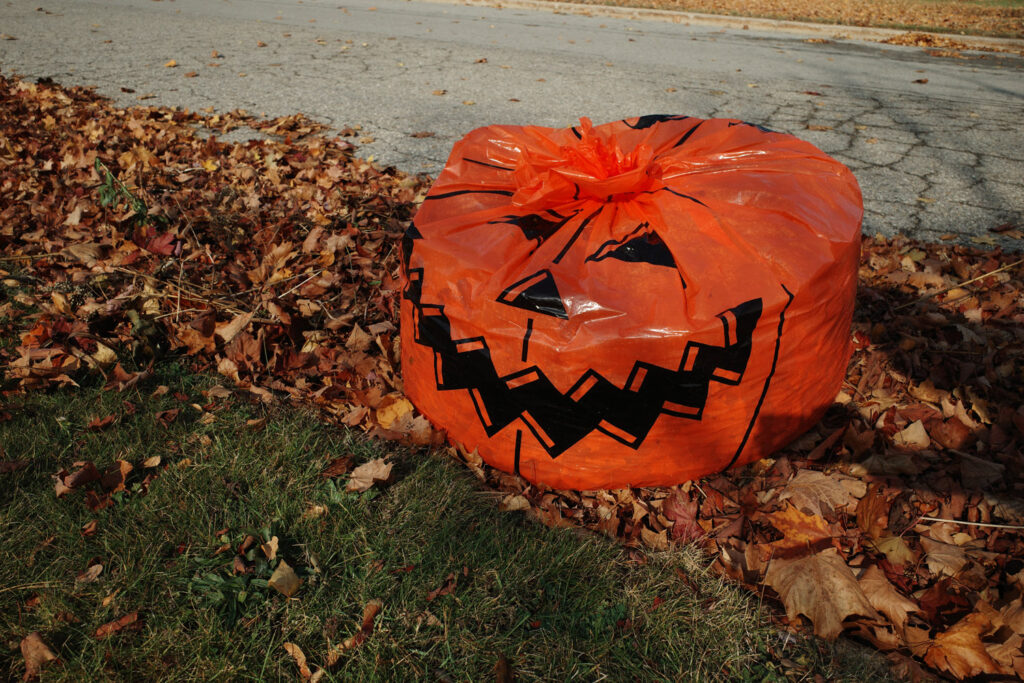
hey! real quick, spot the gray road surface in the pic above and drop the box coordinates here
[2,0,1023,247]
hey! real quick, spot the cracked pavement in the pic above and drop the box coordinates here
[1,0,1022,248]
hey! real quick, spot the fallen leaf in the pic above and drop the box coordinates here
[346,457,393,492]
[341,599,382,649]
[76,563,103,584]
[778,469,863,517]
[321,456,353,478]
[261,535,279,561]
[663,487,703,543]
[283,642,322,681]
[859,564,920,630]
[164,59,177,68]
[495,653,514,683]
[893,420,930,449]
[154,409,179,427]
[499,494,530,512]
[216,311,253,344]
[920,536,968,577]
[20,632,58,680]
[268,559,301,597]
[641,526,668,550]
[1,460,29,474]
[764,548,879,640]
[55,461,101,497]
[925,612,1005,677]
[376,394,413,430]
[345,324,372,352]
[94,611,140,639]
[427,573,457,601]
[760,503,834,557]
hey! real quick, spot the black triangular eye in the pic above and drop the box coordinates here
[587,231,676,268]
[497,270,568,319]
[489,211,575,243]
[624,114,691,130]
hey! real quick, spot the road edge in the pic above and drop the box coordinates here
[420,0,1024,52]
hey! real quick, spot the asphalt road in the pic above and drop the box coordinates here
[2,0,1023,246]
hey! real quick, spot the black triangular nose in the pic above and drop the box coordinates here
[497,270,568,319]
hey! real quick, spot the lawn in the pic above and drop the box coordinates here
[0,359,890,680]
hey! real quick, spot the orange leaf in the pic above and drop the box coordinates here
[925,611,1006,678]
[759,503,834,557]
[94,611,140,639]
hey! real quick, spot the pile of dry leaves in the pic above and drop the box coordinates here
[2,73,1023,679]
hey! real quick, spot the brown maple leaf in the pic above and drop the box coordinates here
[764,548,879,640]
[925,611,1005,678]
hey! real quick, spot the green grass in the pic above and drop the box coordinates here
[0,276,890,680]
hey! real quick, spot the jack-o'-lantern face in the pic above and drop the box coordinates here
[397,115,856,490]
[403,217,771,455]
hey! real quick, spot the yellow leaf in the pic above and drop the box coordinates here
[164,59,177,67]
[376,394,413,430]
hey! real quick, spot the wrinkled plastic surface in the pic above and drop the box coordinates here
[401,116,862,490]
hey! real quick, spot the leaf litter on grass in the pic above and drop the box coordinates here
[2,72,1024,679]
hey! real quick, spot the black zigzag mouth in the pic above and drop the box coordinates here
[402,199,793,473]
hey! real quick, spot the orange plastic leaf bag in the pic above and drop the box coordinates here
[401,116,862,490]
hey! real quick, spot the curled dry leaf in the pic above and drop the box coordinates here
[764,548,879,640]
[261,535,279,561]
[499,494,530,512]
[343,599,383,649]
[925,612,1005,678]
[893,420,930,449]
[427,573,457,601]
[94,611,141,639]
[76,562,103,584]
[283,642,323,682]
[268,559,301,597]
[54,461,100,497]
[321,455,353,478]
[20,632,58,680]
[346,457,393,492]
